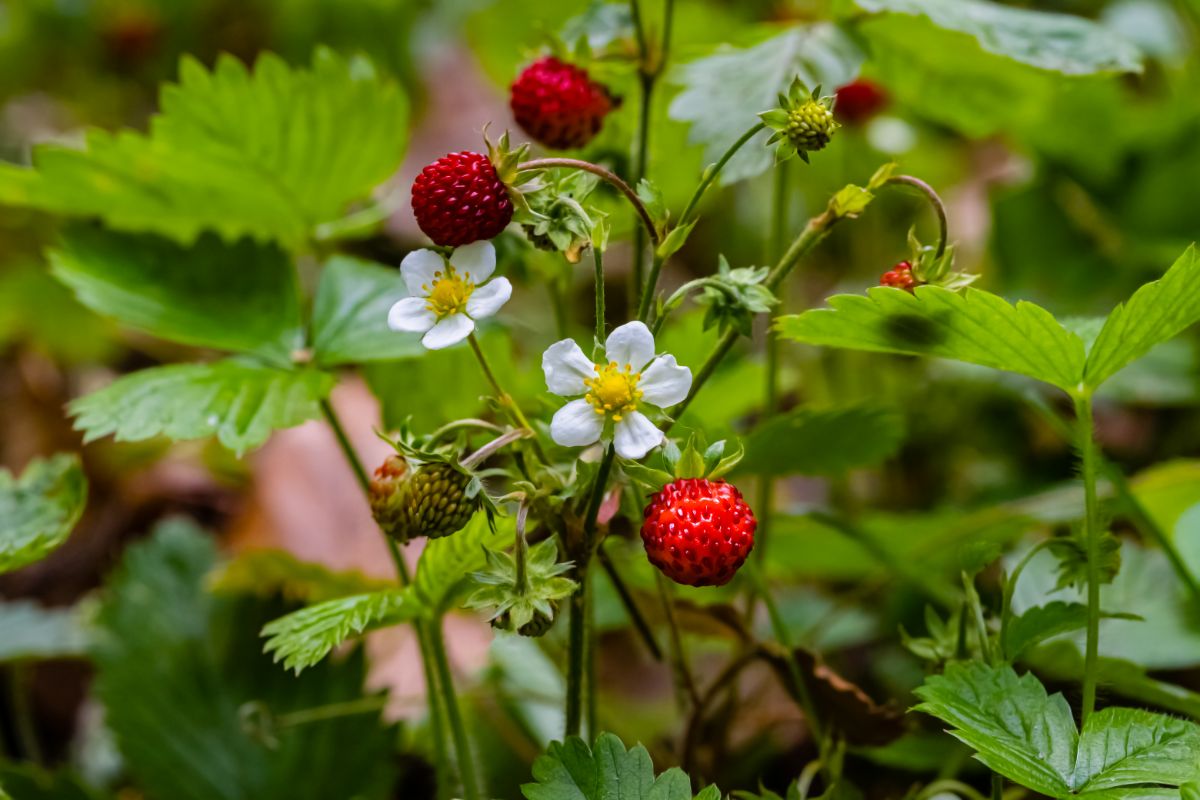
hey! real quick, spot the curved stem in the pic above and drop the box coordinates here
[998,538,1057,661]
[429,618,482,800]
[517,159,660,247]
[918,780,988,800]
[1075,391,1102,722]
[885,175,948,258]
[678,122,767,227]
[467,332,549,464]
[595,545,664,661]
[514,501,530,595]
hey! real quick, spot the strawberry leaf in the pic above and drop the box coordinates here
[0,454,87,575]
[522,732,715,800]
[310,256,424,366]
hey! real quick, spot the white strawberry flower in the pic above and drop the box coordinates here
[542,321,692,460]
[387,241,512,350]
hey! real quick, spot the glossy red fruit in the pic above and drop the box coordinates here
[880,261,916,292]
[510,57,614,150]
[834,78,888,126]
[641,478,756,588]
[411,151,513,247]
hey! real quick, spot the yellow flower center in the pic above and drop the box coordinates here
[584,361,643,421]
[424,266,474,319]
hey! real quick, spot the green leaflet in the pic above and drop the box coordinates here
[1084,246,1200,386]
[737,404,905,477]
[310,255,424,366]
[0,454,87,575]
[668,24,862,186]
[50,226,303,364]
[522,732,716,800]
[69,359,334,456]
[776,285,1087,392]
[916,662,1200,797]
[0,48,407,248]
[261,590,417,675]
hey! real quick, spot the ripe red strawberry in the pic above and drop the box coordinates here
[641,478,756,587]
[834,78,888,126]
[880,261,916,292]
[411,151,513,247]
[510,57,615,150]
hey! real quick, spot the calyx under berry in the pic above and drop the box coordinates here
[465,535,576,637]
[760,78,840,164]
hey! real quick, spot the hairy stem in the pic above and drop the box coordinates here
[429,618,482,800]
[594,244,606,345]
[517,159,660,248]
[319,400,451,795]
[1075,391,1102,722]
[565,446,616,737]
[885,175,948,258]
[638,122,767,323]
[467,332,549,464]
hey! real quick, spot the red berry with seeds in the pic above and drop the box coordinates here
[834,78,888,126]
[641,478,756,588]
[881,261,916,292]
[510,56,615,150]
[411,151,513,247]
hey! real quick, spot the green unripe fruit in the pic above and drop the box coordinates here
[368,456,477,542]
[785,100,835,152]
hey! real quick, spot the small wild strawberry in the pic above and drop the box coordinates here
[411,151,514,247]
[834,78,888,126]
[368,456,477,542]
[880,261,916,292]
[641,478,756,587]
[510,56,615,150]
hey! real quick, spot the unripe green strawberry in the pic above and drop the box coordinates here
[785,100,836,152]
[518,604,558,638]
[404,462,477,540]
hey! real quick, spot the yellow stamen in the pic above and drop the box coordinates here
[424,266,474,319]
[584,361,643,420]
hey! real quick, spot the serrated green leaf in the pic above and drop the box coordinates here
[415,512,512,615]
[669,24,861,186]
[1084,246,1200,387]
[522,732,714,800]
[1073,708,1200,792]
[776,286,1087,392]
[93,519,395,800]
[209,550,390,605]
[261,589,417,675]
[839,0,1141,138]
[69,360,333,456]
[50,225,302,364]
[914,662,1076,796]
[310,255,423,366]
[0,454,87,574]
[0,49,407,248]
[1003,601,1092,662]
[0,600,88,662]
[737,405,905,477]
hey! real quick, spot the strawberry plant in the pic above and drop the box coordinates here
[0,1,1199,799]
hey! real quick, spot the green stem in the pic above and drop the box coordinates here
[319,400,451,796]
[637,122,767,323]
[549,280,569,340]
[666,209,839,429]
[276,696,389,728]
[516,159,660,248]
[514,503,530,595]
[655,572,701,709]
[1075,391,1102,722]
[593,244,606,346]
[750,565,829,768]
[467,332,549,464]
[596,545,664,661]
[8,664,42,764]
[565,446,616,737]
[885,175,948,259]
[429,618,482,800]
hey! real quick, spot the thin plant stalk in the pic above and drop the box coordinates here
[318,400,452,797]
[516,159,660,248]
[1075,391,1102,721]
[8,664,42,764]
[655,571,701,709]
[596,546,664,661]
[429,618,482,800]
[885,175,948,258]
[467,332,549,464]
[593,244,606,345]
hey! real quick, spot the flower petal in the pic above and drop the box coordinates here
[605,321,655,371]
[420,313,474,350]
[450,240,496,283]
[638,355,692,408]
[550,398,604,448]
[542,339,594,396]
[387,297,435,333]
[466,277,511,320]
[613,411,663,460]
[400,249,443,297]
